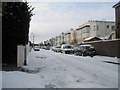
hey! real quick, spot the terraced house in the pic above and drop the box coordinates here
[75,20,115,43]
[113,1,120,39]
[64,29,76,45]
[47,20,115,46]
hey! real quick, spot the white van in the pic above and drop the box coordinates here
[61,44,74,54]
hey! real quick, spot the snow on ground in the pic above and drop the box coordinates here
[2,49,119,88]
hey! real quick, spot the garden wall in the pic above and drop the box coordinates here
[84,39,120,58]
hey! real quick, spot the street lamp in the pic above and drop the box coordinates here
[31,33,35,47]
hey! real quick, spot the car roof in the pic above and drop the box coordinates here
[80,45,92,47]
[62,44,73,46]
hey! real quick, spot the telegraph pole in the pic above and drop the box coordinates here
[33,34,34,47]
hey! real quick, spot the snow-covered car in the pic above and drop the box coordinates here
[33,46,40,51]
[61,45,74,54]
[74,44,96,57]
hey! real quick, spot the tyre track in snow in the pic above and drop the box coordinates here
[37,50,69,88]
[41,50,118,88]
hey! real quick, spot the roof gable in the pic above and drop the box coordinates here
[113,1,120,8]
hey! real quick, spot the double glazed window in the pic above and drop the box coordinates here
[107,25,109,29]
[97,25,99,30]
[82,28,89,33]
[111,25,115,30]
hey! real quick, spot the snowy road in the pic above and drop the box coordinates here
[2,49,119,88]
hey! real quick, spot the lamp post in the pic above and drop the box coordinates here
[33,34,34,47]
[31,33,35,47]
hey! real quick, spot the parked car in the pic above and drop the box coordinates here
[51,46,55,51]
[54,45,61,52]
[61,45,74,54]
[33,46,40,51]
[40,46,45,49]
[45,46,50,50]
[74,44,96,57]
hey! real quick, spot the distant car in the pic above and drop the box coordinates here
[33,46,40,51]
[45,46,50,50]
[51,46,55,51]
[61,45,74,54]
[40,46,45,49]
[54,45,61,52]
[74,44,96,57]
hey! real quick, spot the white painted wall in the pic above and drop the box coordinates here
[89,21,115,38]
[17,45,25,67]
[76,21,115,43]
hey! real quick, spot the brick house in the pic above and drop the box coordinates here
[113,1,120,39]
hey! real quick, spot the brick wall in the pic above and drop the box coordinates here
[84,39,120,58]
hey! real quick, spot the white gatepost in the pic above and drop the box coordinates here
[17,45,25,67]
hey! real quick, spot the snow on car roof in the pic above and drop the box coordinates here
[62,44,73,46]
[80,44,92,46]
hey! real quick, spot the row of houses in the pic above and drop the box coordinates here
[40,1,120,47]
[17,1,120,67]
[43,20,116,46]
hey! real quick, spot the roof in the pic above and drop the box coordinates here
[113,1,120,8]
[84,36,101,41]
[100,36,109,40]
[78,25,90,30]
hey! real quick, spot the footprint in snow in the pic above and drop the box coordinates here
[45,83,57,88]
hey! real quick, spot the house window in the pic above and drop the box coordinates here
[82,29,89,33]
[97,25,99,30]
[94,26,96,31]
[107,25,109,29]
[111,25,115,30]
[97,35,100,37]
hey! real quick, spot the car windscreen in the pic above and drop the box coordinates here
[34,46,39,48]
[64,45,73,49]
[85,46,91,50]
[89,47,96,51]
[56,46,61,48]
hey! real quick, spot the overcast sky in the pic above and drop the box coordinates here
[28,1,118,43]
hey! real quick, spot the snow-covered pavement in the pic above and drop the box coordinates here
[2,49,119,88]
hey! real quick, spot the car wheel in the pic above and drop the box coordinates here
[91,55,94,58]
[90,54,94,58]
